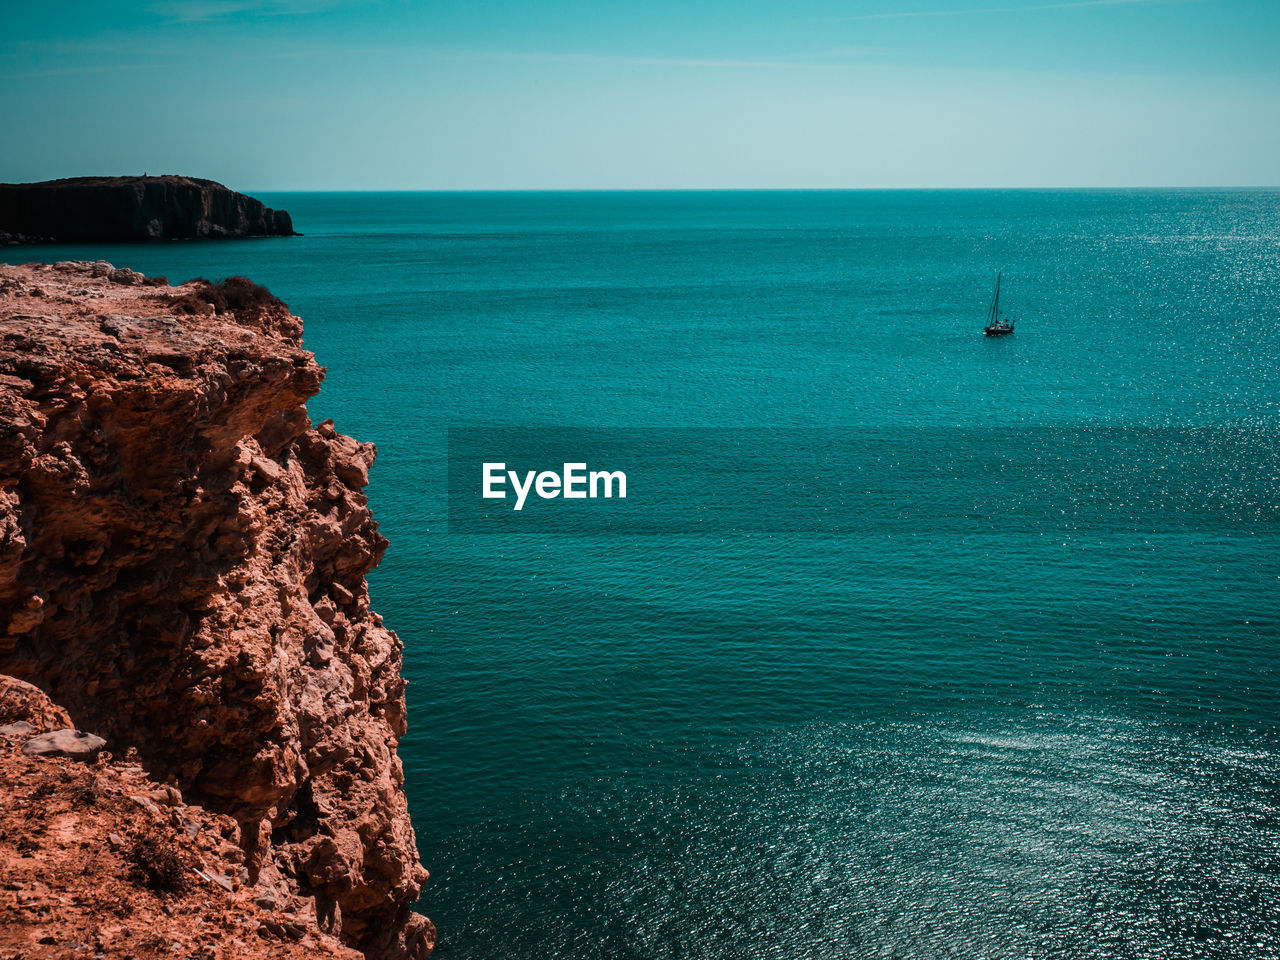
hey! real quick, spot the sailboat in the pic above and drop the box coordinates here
[983,272,1015,336]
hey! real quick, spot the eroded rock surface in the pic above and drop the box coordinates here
[0,713,363,959]
[0,262,432,959]
[0,674,73,730]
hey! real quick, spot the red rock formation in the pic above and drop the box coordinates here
[0,261,433,959]
[0,711,364,959]
[0,674,73,731]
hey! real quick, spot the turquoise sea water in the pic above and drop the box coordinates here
[27,190,1280,958]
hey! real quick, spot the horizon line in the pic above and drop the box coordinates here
[238,184,1280,194]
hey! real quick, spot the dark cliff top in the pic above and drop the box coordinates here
[0,175,296,243]
[1,175,229,189]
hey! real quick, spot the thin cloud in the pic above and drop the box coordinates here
[836,0,1193,21]
[150,0,343,23]
[2,61,161,80]
[451,49,881,70]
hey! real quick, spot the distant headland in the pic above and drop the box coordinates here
[0,175,297,244]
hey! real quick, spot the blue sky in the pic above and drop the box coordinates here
[2,0,1278,188]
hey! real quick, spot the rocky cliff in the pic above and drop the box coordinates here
[0,261,432,959]
[0,676,365,959]
[0,177,296,244]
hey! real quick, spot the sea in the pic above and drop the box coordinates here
[27,190,1280,959]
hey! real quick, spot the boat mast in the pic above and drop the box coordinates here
[987,272,1001,326]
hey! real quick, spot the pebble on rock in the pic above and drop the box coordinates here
[21,728,107,760]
